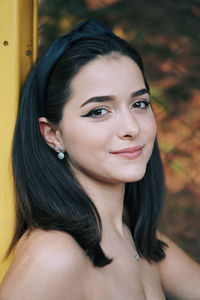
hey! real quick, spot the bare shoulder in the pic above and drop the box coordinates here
[156,231,199,274]
[0,229,89,300]
[16,228,86,264]
[12,228,88,273]
[156,231,200,300]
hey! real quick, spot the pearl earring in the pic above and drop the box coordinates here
[58,147,65,160]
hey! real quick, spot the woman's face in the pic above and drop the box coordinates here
[58,54,157,184]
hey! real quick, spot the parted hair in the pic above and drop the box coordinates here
[9,33,166,266]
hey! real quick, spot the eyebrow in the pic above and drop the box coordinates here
[80,88,149,108]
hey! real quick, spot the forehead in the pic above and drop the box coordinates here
[70,54,146,99]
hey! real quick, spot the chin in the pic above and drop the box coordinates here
[123,174,146,183]
[125,175,145,183]
[109,167,147,184]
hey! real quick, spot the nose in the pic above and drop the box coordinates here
[117,110,140,140]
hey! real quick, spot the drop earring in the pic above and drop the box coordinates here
[58,147,65,160]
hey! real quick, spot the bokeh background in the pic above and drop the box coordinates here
[38,0,200,262]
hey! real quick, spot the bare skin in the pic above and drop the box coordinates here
[1,55,200,299]
[0,229,165,300]
[1,228,200,300]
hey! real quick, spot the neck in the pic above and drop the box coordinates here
[75,172,125,231]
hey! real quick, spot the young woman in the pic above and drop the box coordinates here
[0,20,199,300]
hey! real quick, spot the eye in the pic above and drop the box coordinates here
[132,100,150,110]
[81,107,109,119]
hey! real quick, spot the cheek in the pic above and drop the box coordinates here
[61,121,110,155]
[141,114,157,140]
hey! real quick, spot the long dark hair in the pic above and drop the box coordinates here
[9,31,166,266]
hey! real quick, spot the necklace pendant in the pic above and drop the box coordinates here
[135,252,140,261]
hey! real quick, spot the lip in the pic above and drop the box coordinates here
[110,146,144,159]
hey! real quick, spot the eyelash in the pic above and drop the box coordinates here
[132,100,150,110]
[81,108,109,119]
[81,100,150,119]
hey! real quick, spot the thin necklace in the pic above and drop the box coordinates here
[103,224,140,261]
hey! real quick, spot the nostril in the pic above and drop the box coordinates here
[124,134,132,138]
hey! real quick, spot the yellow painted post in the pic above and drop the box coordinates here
[0,0,37,282]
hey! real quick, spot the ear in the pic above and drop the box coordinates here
[38,117,64,151]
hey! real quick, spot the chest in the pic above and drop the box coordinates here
[85,254,166,300]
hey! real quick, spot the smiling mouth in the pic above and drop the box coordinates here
[110,146,144,159]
